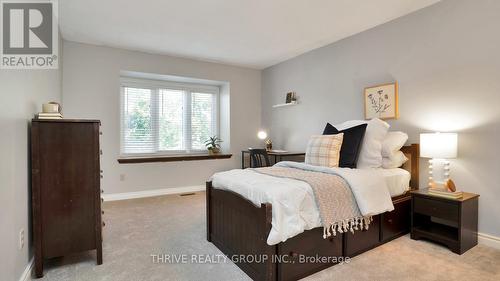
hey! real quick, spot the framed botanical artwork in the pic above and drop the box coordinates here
[364,82,399,120]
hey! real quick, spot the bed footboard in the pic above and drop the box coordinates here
[206,181,276,281]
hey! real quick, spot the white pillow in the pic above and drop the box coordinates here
[382,151,408,169]
[382,131,408,158]
[335,118,390,169]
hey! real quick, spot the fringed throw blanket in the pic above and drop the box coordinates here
[252,167,373,238]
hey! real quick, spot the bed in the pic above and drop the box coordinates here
[206,144,419,281]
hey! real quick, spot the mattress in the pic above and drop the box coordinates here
[379,168,411,197]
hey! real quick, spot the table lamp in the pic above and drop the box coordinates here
[420,132,458,190]
[257,130,272,151]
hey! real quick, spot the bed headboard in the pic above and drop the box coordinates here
[400,143,420,190]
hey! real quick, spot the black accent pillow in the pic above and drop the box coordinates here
[322,123,367,168]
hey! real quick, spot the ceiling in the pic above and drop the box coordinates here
[60,0,440,69]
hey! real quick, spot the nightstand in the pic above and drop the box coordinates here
[410,189,479,254]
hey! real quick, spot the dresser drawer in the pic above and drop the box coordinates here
[344,215,380,257]
[278,227,343,281]
[413,196,458,221]
[381,198,410,242]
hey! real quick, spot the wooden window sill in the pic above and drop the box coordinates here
[117,153,232,164]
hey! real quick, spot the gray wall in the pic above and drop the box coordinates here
[262,0,500,237]
[0,45,62,279]
[62,41,262,195]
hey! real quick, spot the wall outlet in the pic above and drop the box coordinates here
[120,174,125,181]
[19,228,24,250]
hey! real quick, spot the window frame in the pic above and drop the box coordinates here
[120,77,220,158]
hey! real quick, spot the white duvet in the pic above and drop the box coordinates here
[211,161,394,245]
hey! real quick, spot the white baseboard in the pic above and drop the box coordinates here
[102,185,205,201]
[19,258,33,281]
[478,232,500,250]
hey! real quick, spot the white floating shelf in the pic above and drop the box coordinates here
[272,101,297,108]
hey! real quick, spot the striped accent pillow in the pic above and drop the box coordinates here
[305,134,344,167]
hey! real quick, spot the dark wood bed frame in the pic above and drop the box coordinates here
[207,144,419,281]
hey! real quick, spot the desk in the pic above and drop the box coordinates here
[241,150,305,168]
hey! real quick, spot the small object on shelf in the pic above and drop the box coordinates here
[285,92,296,104]
[272,101,297,108]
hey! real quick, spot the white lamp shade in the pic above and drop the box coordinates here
[257,131,268,140]
[420,133,457,159]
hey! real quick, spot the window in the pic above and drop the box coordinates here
[120,77,219,156]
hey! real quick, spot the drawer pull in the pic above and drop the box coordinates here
[101,210,104,215]
[101,198,104,203]
[102,221,106,227]
[101,189,104,194]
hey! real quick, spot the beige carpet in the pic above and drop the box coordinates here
[34,192,500,281]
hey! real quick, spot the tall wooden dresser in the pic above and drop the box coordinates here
[31,119,103,278]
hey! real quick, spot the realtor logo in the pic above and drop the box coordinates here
[1,0,58,69]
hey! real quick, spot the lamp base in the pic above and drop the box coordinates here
[429,181,444,189]
[428,158,451,188]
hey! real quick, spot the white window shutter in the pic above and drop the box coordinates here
[120,78,219,156]
[121,87,154,154]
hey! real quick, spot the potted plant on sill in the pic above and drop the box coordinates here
[205,136,223,155]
